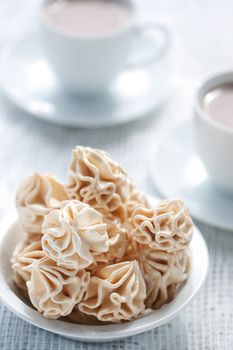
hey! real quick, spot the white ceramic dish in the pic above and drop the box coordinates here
[150,119,233,231]
[0,32,170,128]
[0,197,208,342]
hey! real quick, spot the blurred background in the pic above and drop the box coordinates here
[1,0,233,215]
[1,1,233,348]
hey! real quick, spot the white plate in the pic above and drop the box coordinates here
[0,32,170,128]
[150,119,233,231]
[0,200,208,342]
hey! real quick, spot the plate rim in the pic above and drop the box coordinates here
[0,31,170,129]
[149,118,233,231]
[0,204,209,342]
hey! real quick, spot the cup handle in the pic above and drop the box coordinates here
[127,22,171,68]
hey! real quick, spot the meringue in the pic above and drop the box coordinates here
[11,240,45,291]
[42,200,109,270]
[16,173,68,234]
[66,146,129,221]
[139,247,190,309]
[125,179,149,220]
[132,200,193,252]
[68,307,106,325]
[26,257,90,319]
[91,215,128,268]
[79,261,146,322]
[12,146,193,325]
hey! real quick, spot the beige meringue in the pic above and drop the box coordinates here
[132,200,193,252]
[79,261,146,322]
[12,147,194,324]
[66,146,129,221]
[16,173,68,234]
[11,239,45,291]
[26,257,90,319]
[24,232,43,244]
[139,247,190,309]
[125,179,149,220]
[88,215,129,273]
[42,200,109,270]
[68,307,107,325]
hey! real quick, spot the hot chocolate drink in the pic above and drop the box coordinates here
[43,0,132,36]
[202,83,233,129]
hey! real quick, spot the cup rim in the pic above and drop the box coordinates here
[41,0,135,40]
[194,70,233,135]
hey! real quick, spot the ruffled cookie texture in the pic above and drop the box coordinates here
[26,257,90,319]
[42,200,109,270]
[79,261,146,322]
[66,146,145,221]
[11,145,193,323]
[138,247,190,309]
[125,179,149,219]
[87,214,129,274]
[131,199,193,252]
[16,173,68,234]
[11,240,44,291]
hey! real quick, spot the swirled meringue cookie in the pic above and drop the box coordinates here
[125,179,149,220]
[11,146,194,324]
[66,146,129,221]
[11,240,45,292]
[68,307,107,325]
[78,260,146,322]
[26,257,90,319]
[89,215,129,273]
[16,173,68,234]
[42,200,109,270]
[139,247,190,309]
[131,200,193,252]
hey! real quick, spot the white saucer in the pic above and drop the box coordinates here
[0,32,170,128]
[0,196,208,342]
[150,119,233,231]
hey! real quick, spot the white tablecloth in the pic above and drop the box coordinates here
[1,0,233,349]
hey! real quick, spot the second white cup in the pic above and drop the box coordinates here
[194,71,233,193]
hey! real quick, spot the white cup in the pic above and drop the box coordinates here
[40,0,170,94]
[194,71,233,193]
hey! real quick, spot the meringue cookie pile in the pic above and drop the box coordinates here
[11,146,193,323]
